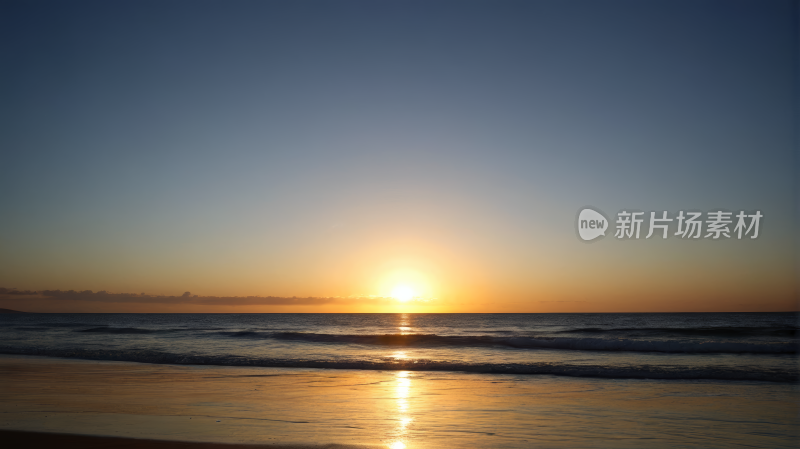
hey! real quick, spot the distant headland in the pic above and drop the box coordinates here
[0,308,25,313]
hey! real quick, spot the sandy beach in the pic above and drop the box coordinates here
[1,354,797,448]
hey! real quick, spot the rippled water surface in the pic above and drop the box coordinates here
[2,312,797,382]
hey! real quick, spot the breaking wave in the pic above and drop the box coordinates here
[555,326,799,338]
[0,346,794,383]
[17,325,798,354]
[231,332,798,354]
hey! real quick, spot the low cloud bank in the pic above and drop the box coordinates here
[0,288,395,306]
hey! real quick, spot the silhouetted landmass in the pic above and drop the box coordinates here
[0,308,25,313]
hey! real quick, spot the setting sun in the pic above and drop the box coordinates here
[391,285,415,302]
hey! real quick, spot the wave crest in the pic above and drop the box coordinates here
[257,332,798,354]
[0,347,795,383]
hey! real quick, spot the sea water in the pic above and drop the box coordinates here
[1,312,797,382]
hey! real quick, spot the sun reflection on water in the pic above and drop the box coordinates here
[397,314,411,334]
[392,350,408,360]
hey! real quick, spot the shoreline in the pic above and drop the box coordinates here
[0,430,373,449]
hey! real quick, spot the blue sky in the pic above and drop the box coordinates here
[0,0,796,311]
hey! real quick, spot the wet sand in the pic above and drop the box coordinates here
[1,355,797,448]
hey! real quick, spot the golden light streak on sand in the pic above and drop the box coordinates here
[387,371,413,449]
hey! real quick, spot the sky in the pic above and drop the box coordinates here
[0,0,797,313]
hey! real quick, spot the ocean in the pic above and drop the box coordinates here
[1,312,797,382]
[1,312,799,448]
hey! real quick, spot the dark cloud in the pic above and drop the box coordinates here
[0,288,393,306]
[0,288,39,296]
